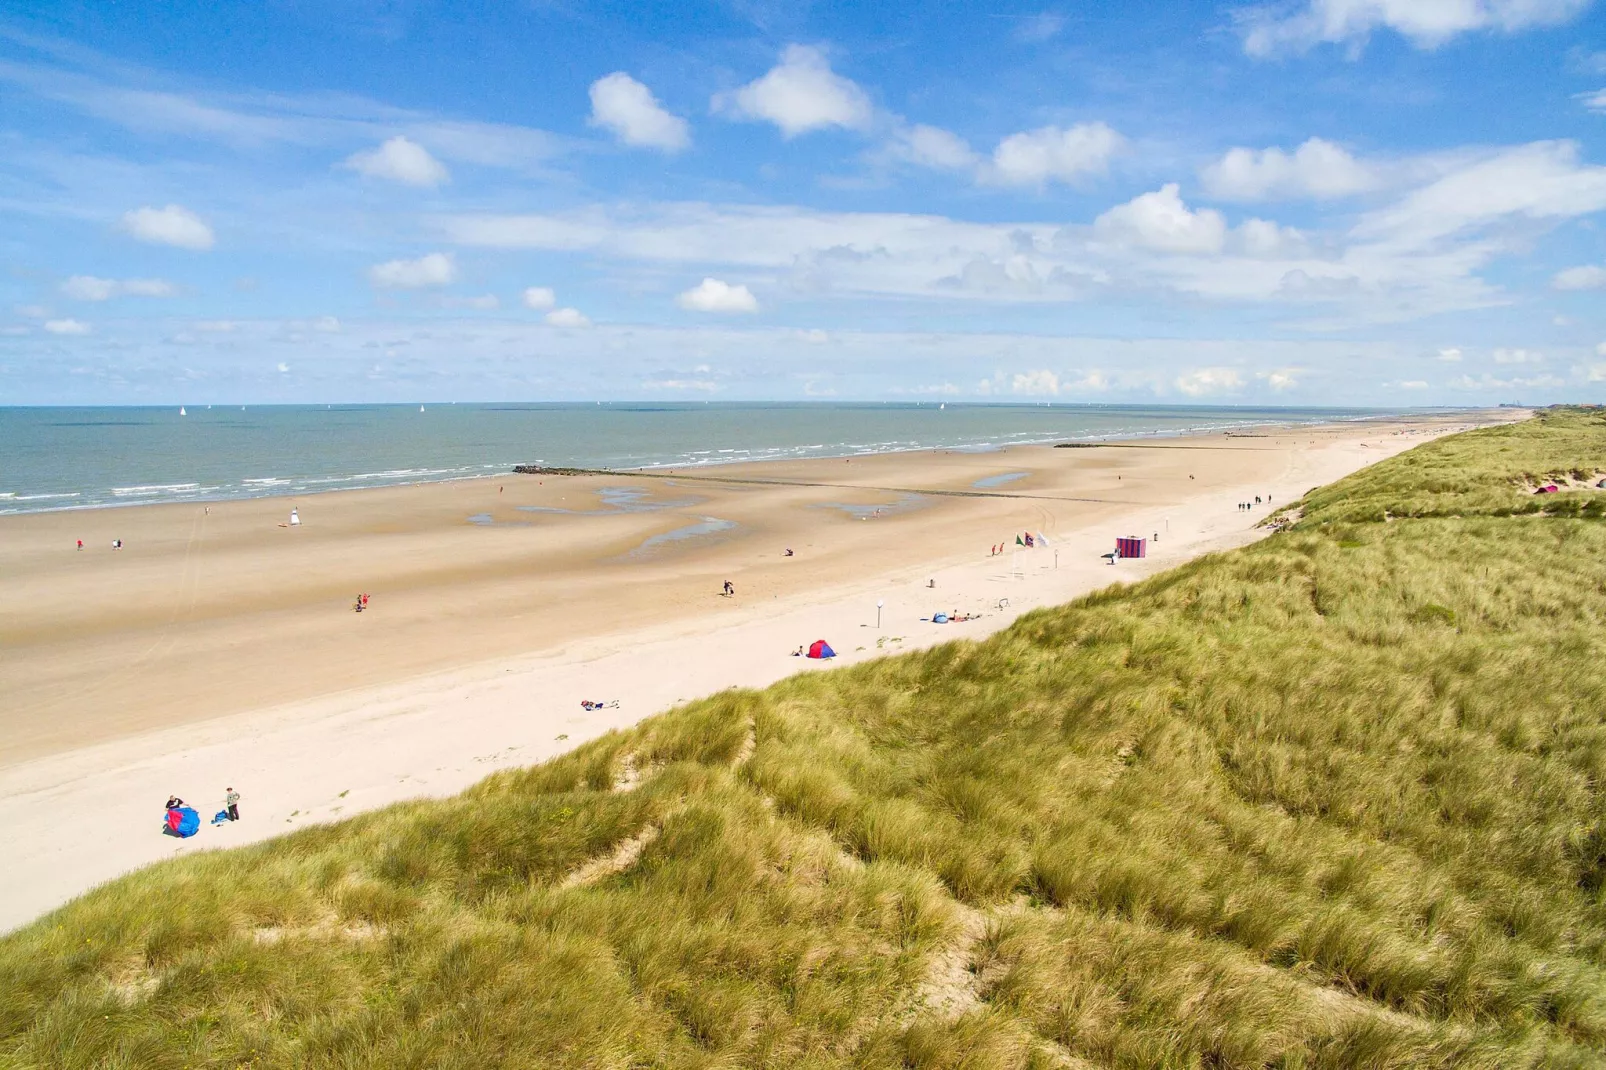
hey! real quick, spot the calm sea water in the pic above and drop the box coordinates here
[0,402,1418,514]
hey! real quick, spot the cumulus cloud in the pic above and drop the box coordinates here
[715,45,873,137]
[121,204,214,250]
[545,307,591,327]
[1011,369,1060,395]
[1175,367,1243,396]
[522,286,557,309]
[343,136,450,187]
[44,318,91,335]
[987,122,1123,186]
[1095,184,1227,254]
[676,277,759,313]
[1263,369,1298,391]
[1202,138,1379,201]
[277,362,290,373]
[1437,347,1463,362]
[1580,88,1606,113]
[368,252,456,289]
[61,275,176,301]
[1397,380,1429,388]
[1240,0,1592,56]
[589,72,690,151]
[1553,264,1606,290]
[885,123,978,172]
[1235,218,1306,257]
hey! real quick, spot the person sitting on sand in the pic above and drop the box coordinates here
[792,645,805,656]
[165,795,184,809]
[783,548,794,557]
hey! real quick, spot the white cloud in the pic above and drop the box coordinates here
[885,123,978,172]
[1263,369,1298,391]
[1202,138,1379,201]
[1011,369,1060,395]
[1175,367,1243,396]
[676,277,759,313]
[1492,347,1542,364]
[715,45,873,137]
[1437,347,1463,362]
[1069,370,1110,391]
[642,378,718,391]
[589,73,690,151]
[313,315,342,332]
[1586,364,1606,382]
[1599,342,1606,358]
[195,320,238,332]
[1095,184,1227,254]
[61,275,176,301]
[1553,264,1606,290]
[1235,218,1306,257]
[1580,88,1606,113]
[121,204,214,250]
[987,123,1123,186]
[343,136,450,187]
[14,305,49,319]
[44,318,91,335]
[522,286,557,309]
[1352,141,1606,250]
[1240,0,1592,56]
[800,328,830,343]
[1397,380,1429,388]
[368,252,456,289]
[545,307,592,327]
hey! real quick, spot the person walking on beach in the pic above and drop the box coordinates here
[76,539,82,551]
[722,580,735,597]
[225,787,240,822]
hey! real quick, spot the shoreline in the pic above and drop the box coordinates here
[0,410,1517,932]
[0,405,1452,517]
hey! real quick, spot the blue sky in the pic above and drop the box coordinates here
[2,0,1604,405]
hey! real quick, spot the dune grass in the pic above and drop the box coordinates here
[6,410,1606,1067]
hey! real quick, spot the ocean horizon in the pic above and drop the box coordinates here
[0,401,1442,515]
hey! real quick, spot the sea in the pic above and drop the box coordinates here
[0,402,1426,514]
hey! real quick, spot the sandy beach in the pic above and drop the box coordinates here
[0,412,1512,932]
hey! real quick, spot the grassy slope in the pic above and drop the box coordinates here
[7,410,1606,1068]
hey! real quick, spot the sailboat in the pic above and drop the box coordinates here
[939,402,945,410]
[419,405,425,413]
[179,406,187,416]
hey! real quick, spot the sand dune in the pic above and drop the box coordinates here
[0,413,1510,931]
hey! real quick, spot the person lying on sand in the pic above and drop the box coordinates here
[581,699,620,710]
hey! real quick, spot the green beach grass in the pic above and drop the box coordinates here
[6,409,1606,1068]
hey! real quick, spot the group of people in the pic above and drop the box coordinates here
[1237,495,1270,512]
[353,592,370,612]
[76,538,121,550]
[162,787,241,837]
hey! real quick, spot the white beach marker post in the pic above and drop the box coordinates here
[876,599,884,629]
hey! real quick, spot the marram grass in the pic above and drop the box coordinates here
[7,409,1606,1068]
